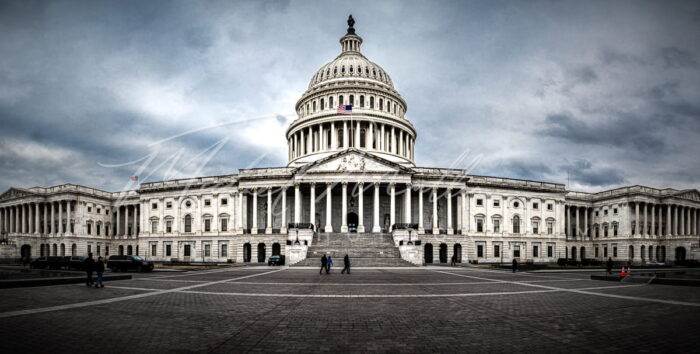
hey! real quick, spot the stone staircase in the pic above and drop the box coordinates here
[291,232,415,267]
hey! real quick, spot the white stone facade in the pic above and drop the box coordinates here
[1,18,699,265]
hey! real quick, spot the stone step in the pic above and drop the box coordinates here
[292,257,415,267]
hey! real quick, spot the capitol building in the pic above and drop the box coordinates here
[1,17,699,266]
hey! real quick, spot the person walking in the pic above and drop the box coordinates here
[94,256,105,288]
[512,258,518,273]
[84,253,95,287]
[326,255,333,274]
[320,254,328,275]
[450,254,457,266]
[341,254,351,274]
[606,257,614,275]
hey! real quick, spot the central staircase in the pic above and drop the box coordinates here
[291,232,415,267]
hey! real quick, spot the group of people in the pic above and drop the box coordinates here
[83,253,105,288]
[320,254,351,274]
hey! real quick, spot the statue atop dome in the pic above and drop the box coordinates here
[346,15,356,35]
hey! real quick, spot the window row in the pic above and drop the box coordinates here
[476,243,556,258]
[149,215,231,233]
[314,64,387,84]
[300,93,403,117]
[474,216,555,235]
[150,198,228,210]
[475,198,554,211]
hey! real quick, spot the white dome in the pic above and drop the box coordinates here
[308,52,394,89]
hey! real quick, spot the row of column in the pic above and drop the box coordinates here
[113,204,139,237]
[288,121,415,161]
[247,183,455,234]
[633,202,699,237]
[0,200,73,236]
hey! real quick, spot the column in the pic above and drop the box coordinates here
[404,184,412,224]
[372,183,380,233]
[65,200,71,235]
[237,191,244,231]
[461,191,469,233]
[356,121,361,148]
[666,204,672,236]
[281,188,287,234]
[133,203,138,236]
[418,188,424,232]
[643,202,648,237]
[343,121,348,148]
[57,201,62,235]
[358,183,365,233]
[341,182,348,232]
[432,188,439,234]
[42,203,47,235]
[325,183,333,232]
[381,124,385,151]
[446,189,453,234]
[294,184,301,223]
[309,183,316,228]
[251,188,258,234]
[650,203,655,237]
[681,206,686,236]
[674,205,679,235]
[391,127,396,154]
[331,122,336,150]
[634,202,640,236]
[583,207,588,238]
[10,206,14,233]
[369,124,374,150]
[307,126,312,153]
[389,183,395,232]
[566,205,571,237]
[263,188,271,234]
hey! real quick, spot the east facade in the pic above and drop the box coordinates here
[1,17,699,265]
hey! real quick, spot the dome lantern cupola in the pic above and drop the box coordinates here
[340,15,362,54]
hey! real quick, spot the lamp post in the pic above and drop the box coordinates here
[294,228,300,246]
[407,228,413,245]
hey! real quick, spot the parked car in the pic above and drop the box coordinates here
[557,258,579,267]
[66,256,87,270]
[267,255,285,266]
[581,258,602,266]
[646,260,665,266]
[107,255,154,272]
[30,256,49,269]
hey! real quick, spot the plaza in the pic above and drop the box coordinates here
[1,266,699,353]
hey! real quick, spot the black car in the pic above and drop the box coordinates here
[107,255,154,272]
[30,256,64,269]
[267,255,285,266]
[66,256,87,270]
[581,258,602,266]
[557,258,580,267]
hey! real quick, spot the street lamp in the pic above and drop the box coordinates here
[407,228,413,245]
[294,229,300,245]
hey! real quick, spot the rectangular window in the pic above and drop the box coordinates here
[533,221,539,234]
[604,209,608,216]
[184,245,191,257]
[613,246,618,258]
[533,245,539,257]
[221,198,228,206]
[221,244,228,257]
[152,203,157,209]
[595,247,599,258]
[151,221,157,233]
[477,219,484,233]
[513,245,521,258]
[493,200,500,207]
[595,211,599,217]
[165,244,171,257]
[151,244,157,257]
[204,219,211,232]
[476,199,483,206]
[604,226,609,237]
[88,206,92,213]
[533,202,539,209]
[547,245,553,258]
[105,246,109,256]
[204,244,211,257]
[604,246,608,258]
[547,222,553,235]
[87,223,92,235]
[477,245,484,258]
[166,202,172,209]
[613,224,618,236]
[204,199,211,207]
[166,220,172,233]
[97,245,101,256]
[493,219,500,233]
[494,245,500,258]
[221,218,228,232]
[613,208,618,214]
[547,203,553,211]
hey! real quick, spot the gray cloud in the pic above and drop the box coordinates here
[559,159,626,187]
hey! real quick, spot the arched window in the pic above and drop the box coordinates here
[629,245,634,260]
[337,129,344,148]
[513,216,521,234]
[341,66,345,74]
[326,68,330,76]
[349,95,354,106]
[184,215,192,233]
[329,96,334,108]
[339,95,344,106]
[312,101,316,112]
[379,98,383,111]
[320,98,324,110]
[349,65,353,73]
[360,129,366,148]
[360,95,364,107]
[370,97,374,109]
[333,67,337,74]
[372,69,376,77]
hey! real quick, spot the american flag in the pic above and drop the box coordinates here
[130,176,139,182]
[337,105,352,114]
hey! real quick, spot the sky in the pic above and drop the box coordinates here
[0,0,699,194]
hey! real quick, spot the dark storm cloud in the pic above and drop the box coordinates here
[0,0,699,193]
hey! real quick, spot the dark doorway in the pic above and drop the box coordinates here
[439,243,448,263]
[453,244,462,263]
[580,247,586,260]
[20,244,31,259]
[347,212,358,233]
[661,246,666,262]
[257,243,266,263]
[184,244,191,257]
[243,243,251,262]
[424,243,433,264]
[571,246,577,260]
[272,243,281,256]
[127,245,133,256]
[119,245,124,255]
[675,247,686,264]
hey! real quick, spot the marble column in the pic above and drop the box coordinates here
[34,203,39,235]
[372,183,380,233]
[251,188,258,234]
[666,204,672,236]
[418,188,424,232]
[583,207,588,238]
[309,183,316,229]
[634,203,640,237]
[642,203,648,237]
[66,200,72,235]
[343,121,348,148]
[389,183,395,232]
[447,189,453,234]
[10,206,14,233]
[281,188,287,234]
[133,203,138,236]
[50,203,55,236]
[358,183,365,233]
[265,188,273,234]
[566,205,571,237]
[432,188,438,234]
[58,201,63,235]
[341,182,348,232]
[294,184,301,224]
[325,183,333,233]
[404,184,412,225]
[651,203,655,237]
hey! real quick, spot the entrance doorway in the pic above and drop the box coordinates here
[453,244,462,263]
[243,243,251,262]
[20,244,31,260]
[347,212,358,232]
[424,243,433,264]
[257,243,266,263]
[580,247,586,260]
[272,243,281,256]
[439,244,448,263]
[675,247,686,264]
[571,246,577,260]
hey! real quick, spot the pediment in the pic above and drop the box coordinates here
[0,188,36,201]
[301,149,410,174]
[674,190,700,202]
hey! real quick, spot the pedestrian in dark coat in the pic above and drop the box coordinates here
[326,255,333,273]
[84,253,95,286]
[341,254,351,274]
[94,256,105,288]
[606,257,614,275]
[320,255,328,275]
[512,258,518,273]
[450,254,457,266]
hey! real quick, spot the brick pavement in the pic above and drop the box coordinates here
[0,266,698,353]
